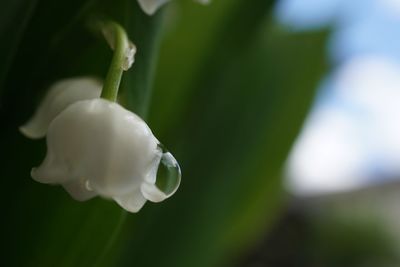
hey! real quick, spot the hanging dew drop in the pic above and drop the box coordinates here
[155,144,181,197]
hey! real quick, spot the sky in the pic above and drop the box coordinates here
[275,0,400,195]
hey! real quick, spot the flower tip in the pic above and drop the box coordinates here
[195,0,211,4]
[137,0,210,15]
[137,0,169,15]
[114,191,147,213]
[116,201,144,213]
[31,167,49,183]
[19,121,46,139]
[30,167,39,182]
[140,182,168,203]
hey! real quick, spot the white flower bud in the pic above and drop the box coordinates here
[30,98,181,213]
[137,0,170,15]
[194,0,211,4]
[20,77,102,139]
[137,0,211,15]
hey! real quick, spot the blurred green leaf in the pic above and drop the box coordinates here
[115,2,327,267]
[0,0,329,267]
[311,216,399,267]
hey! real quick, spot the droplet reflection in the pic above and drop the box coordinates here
[155,144,181,197]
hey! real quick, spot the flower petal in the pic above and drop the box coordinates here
[19,77,101,139]
[113,188,147,213]
[31,151,70,184]
[195,0,211,4]
[30,96,180,213]
[137,0,170,15]
[62,180,97,201]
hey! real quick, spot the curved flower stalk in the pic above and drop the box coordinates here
[31,98,181,212]
[21,21,181,213]
[137,0,211,15]
[20,77,102,139]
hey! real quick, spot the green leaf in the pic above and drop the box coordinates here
[115,1,327,267]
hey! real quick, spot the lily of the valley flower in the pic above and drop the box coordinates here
[27,96,180,212]
[21,21,181,213]
[21,79,181,212]
[137,0,211,15]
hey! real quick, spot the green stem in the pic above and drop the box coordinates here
[100,21,130,102]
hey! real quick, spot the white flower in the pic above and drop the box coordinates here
[22,79,181,213]
[137,0,211,15]
[20,77,102,139]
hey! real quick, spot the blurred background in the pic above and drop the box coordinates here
[1,0,400,266]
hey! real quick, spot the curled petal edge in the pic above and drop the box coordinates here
[62,180,97,201]
[114,188,148,213]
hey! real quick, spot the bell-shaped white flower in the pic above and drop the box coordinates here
[21,21,180,213]
[20,77,101,139]
[31,98,181,212]
[137,0,211,15]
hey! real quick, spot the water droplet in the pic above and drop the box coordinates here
[155,144,181,197]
